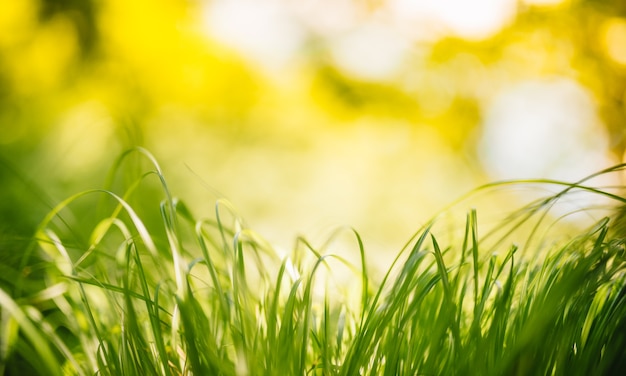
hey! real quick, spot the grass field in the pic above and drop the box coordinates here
[1,148,626,375]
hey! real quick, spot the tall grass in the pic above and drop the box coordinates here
[1,148,626,375]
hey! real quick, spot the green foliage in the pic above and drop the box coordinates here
[1,149,626,375]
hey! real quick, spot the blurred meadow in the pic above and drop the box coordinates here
[1,0,626,256]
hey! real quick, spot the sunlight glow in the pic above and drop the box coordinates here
[479,78,613,181]
[290,0,359,36]
[202,0,522,78]
[329,22,409,81]
[388,0,517,40]
[203,0,306,70]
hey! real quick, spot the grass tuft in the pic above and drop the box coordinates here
[2,148,626,375]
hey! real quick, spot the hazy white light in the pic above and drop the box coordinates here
[290,0,359,36]
[522,0,565,6]
[203,0,305,69]
[480,78,612,182]
[389,0,517,40]
[329,22,409,81]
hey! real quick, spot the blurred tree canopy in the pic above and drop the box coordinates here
[1,0,624,151]
[1,0,625,254]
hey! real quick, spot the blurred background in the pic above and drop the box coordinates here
[1,0,626,256]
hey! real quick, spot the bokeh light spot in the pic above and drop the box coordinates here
[479,78,613,181]
[329,22,409,81]
[0,0,38,49]
[602,18,626,66]
[10,15,78,94]
[389,0,517,40]
[203,0,306,70]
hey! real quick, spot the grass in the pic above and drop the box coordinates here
[1,147,626,375]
